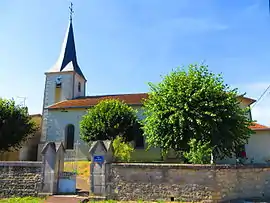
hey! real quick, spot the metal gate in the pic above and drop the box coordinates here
[58,142,79,194]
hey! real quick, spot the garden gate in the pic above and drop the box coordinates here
[58,141,80,194]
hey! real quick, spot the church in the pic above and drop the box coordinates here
[37,13,270,163]
[37,14,148,160]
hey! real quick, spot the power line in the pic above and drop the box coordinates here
[251,84,270,108]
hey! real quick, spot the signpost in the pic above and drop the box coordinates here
[89,141,112,196]
[94,155,104,163]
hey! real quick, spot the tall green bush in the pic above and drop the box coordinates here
[183,138,212,164]
[112,136,134,162]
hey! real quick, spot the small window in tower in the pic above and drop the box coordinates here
[56,76,62,88]
[78,82,81,92]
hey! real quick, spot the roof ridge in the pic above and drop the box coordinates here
[75,92,147,99]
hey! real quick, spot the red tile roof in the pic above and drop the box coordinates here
[47,94,270,131]
[47,93,148,109]
[47,93,256,109]
[250,122,270,131]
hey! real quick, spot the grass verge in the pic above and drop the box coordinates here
[0,197,44,203]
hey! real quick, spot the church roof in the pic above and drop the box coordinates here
[46,21,86,80]
[47,93,148,109]
[46,93,255,109]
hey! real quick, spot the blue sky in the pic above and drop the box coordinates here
[1,0,270,125]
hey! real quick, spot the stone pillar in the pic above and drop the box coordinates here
[89,140,113,196]
[55,142,65,174]
[40,142,58,194]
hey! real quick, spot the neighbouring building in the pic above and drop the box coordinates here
[0,114,42,161]
[37,13,270,163]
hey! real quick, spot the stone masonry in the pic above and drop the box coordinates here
[0,161,42,198]
[0,142,65,198]
[108,163,270,202]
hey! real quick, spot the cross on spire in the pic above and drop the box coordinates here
[69,2,74,22]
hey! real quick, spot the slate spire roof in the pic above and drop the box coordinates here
[47,20,86,80]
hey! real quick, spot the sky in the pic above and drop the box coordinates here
[1,0,270,125]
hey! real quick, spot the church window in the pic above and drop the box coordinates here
[78,82,81,92]
[65,124,75,149]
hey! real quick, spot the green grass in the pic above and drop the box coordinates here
[0,197,44,203]
[0,197,194,203]
[64,160,90,179]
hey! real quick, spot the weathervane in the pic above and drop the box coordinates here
[69,2,74,22]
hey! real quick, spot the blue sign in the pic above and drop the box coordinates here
[93,155,104,163]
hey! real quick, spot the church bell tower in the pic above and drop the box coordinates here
[40,2,86,145]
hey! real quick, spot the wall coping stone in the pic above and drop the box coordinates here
[0,161,42,167]
[111,163,270,169]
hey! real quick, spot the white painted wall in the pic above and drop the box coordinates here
[45,109,89,159]
[45,106,145,160]
[41,73,74,142]
[46,107,144,144]
[46,109,86,142]
[43,73,74,107]
[43,99,254,161]
[245,131,270,164]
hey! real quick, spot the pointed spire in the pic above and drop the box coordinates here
[47,2,86,80]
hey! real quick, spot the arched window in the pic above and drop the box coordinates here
[65,124,75,149]
[78,82,81,92]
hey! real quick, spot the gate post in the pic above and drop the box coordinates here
[40,142,65,195]
[40,142,57,194]
[89,140,113,197]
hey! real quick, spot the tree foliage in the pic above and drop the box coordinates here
[80,99,139,143]
[183,138,212,164]
[142,64,254,159]
[112,136,134,162]
[0,98,37,152]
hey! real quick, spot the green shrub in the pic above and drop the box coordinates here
[112,136,134,162]
[183,138,212,164]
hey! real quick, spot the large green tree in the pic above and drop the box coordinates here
[80,99,140,143]
[142,64,254,159]
[0,98,37,152]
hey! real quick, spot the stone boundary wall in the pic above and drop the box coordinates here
[0,161,43,198]
[108,163,270,202]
